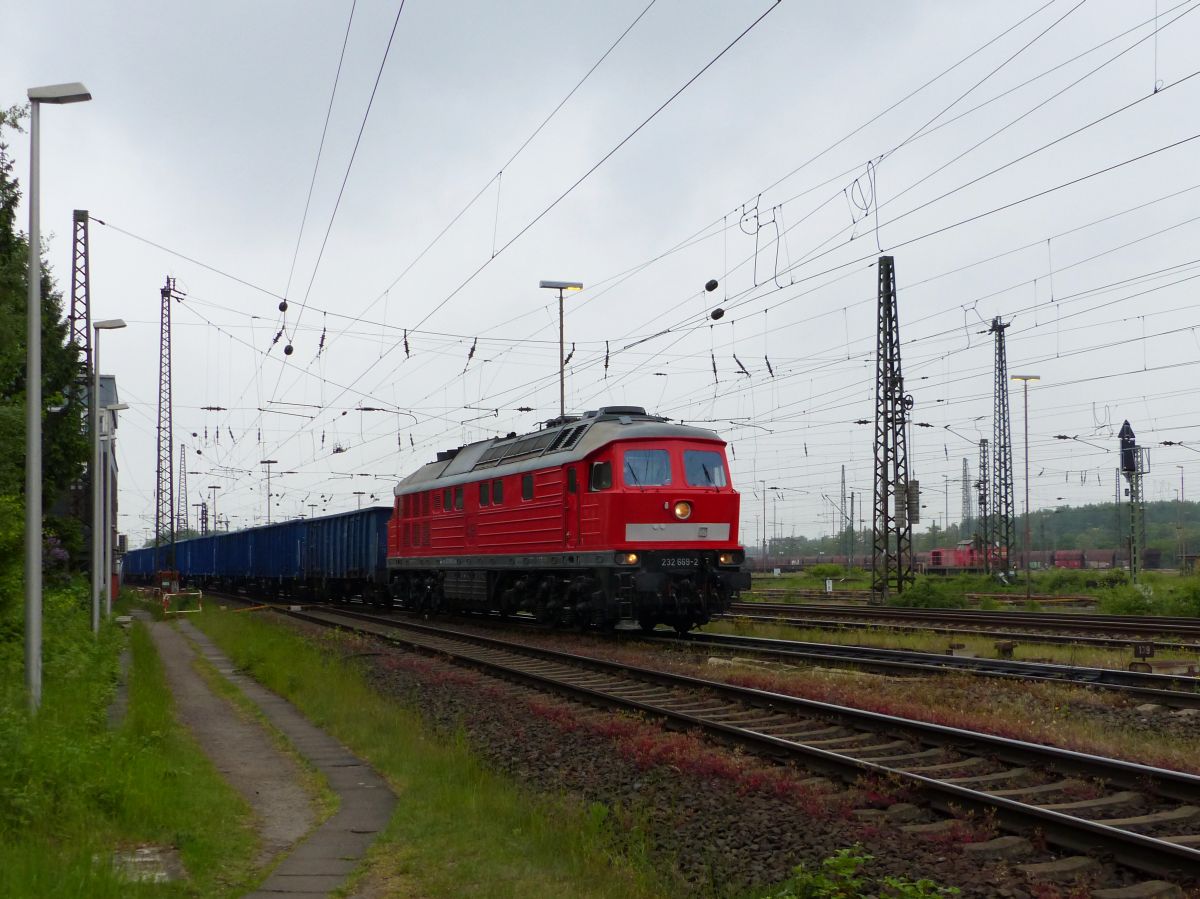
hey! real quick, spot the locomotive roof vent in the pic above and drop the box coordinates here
[598,405,646,416]
[435,447,461,462]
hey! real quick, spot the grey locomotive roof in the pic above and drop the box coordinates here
[394,408,724,496]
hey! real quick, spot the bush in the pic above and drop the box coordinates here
[885,578,967,609]
[806,563,845,579]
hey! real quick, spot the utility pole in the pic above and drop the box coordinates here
[261,460,279,525]
[848,492,856,568]
[154,277,178,573]
[871,256,916,601]
[195,502,207,535]
[990,317,1015,572]
[209,485,220,533]
[1179,465,1187,572]
[840,465,848,559]
[760,481,768,571]
[308,503,318,520]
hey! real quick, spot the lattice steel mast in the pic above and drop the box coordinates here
[68,210,92,386]
[871,256,916,600]
[176,445,190,534]
[1119,420,1149,583]
[154,277,177,570]
[977,439,991,573]
[990,317,1015,570]
[961,457,974,539]
[68,210,93,529]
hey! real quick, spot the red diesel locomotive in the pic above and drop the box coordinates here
[386,406,751,632]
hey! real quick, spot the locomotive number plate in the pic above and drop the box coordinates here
[659,555,700,569]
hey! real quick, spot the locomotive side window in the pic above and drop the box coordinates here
[492,479,503,504]
[589,461,612,491]
[480,482,490,506]
[683,450,728,487]
[567,468,577,494]
[521,474,533,500]
[442,488,451,510]
[623,449,671,486]
[454,486,464,510]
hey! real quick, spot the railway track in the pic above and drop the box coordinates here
[265,602,1200,886]
[728,602,1200,652]
[638,631,1200,709]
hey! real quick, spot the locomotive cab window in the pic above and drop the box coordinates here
[454,486,463,510]
[442,488,451,511]
[589,461,612,491]
[567,468,577,494]
[480,482,490,506]
[521,474,533,501]
[492,478,503,504]
[684,450,728,487]
[623,449,671,486]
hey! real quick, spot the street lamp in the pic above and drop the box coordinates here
[1011,374,1040,600]
[208,485,221,533]
[539,280,583,419]
[90,319,126,633]
[26,81,92,712]
[260,460,278,524]
[353,490,366,510]
[101,402,128,617]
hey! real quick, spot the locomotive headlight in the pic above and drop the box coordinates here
[673,501,692,520]
[616,552,639,566]
[718,552,736,566]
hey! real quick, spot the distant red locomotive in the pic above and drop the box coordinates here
[386,406,751,632]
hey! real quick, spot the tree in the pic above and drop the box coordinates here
[0,105,89,565]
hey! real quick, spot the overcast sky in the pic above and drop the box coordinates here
[5,0,1200,548]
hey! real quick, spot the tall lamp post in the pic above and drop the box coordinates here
[25,81,92,712]
[260,460,278,524]
[101,401,129,616]
[538,280,583,419]
[1011,374,1040,600]
[90,319,126,633]
[208,485,221,532]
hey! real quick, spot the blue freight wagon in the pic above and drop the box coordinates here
[122,507,393,603]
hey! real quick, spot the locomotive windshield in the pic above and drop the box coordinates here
[623,449,671,486]
[684,450,727,487]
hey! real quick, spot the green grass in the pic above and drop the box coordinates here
[0,586,257,897]
[193,607,674,899]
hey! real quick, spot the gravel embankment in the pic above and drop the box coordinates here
[280,618,1170,898]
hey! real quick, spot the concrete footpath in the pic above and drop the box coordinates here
[144,615,396,897]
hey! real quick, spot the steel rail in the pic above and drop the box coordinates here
[724,611,1200,653]
[731,602,1200,644]
[640,631,1200,708]
[271,604,1200,878]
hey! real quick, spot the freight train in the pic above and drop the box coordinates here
[124,406,751,633]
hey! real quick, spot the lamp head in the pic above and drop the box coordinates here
[28,82,92,104]
[104,402,129,412]
[539,280,583,291]
[94,319,126,330]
